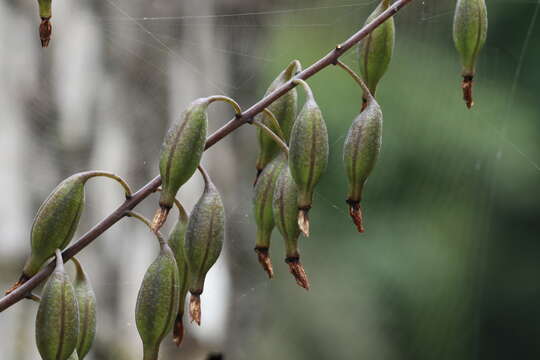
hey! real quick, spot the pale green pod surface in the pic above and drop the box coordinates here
[159,98,210,210]
[72,259,96,360]
[36,253,79,360]
[343,98,383,203]
[255,60,301,173]
[135,243,180,360]
[23,174,86,279]
[167,212,189,346]
[288,93,329,210]
[184,176,225,295]
[38,0,52,18]
[358,0,395,96]
[453,0,488,76]
[67,352,79,360]
[253,154,287,278]
[272,167,301,257]
[272,167,309,289]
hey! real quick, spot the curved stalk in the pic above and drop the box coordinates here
[335,60,374,101]
[80,171,133,198]
[126,211,165,245]
[251,120,289,157]
[207,95,242,117]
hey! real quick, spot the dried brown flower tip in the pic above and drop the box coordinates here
[189,294,201,326]
[462,75,474,109]
[285,257,310,290]
[297,208,310,237]
[254,247,274,279]
[151,206,170,233]
[347,200,365,233]
[173,313,184,347]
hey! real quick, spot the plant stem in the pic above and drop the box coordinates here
[261,108,286,141]
[126,211,165,245]
[81,171,133,198]
[0,0,414,312]
[207,95,242,116]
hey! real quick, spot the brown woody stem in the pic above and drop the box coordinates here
[0,0,414,313]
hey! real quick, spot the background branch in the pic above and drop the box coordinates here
[0,0,413,313]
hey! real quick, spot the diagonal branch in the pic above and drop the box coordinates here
[0,0,413,313]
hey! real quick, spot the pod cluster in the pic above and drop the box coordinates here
[35,251,97,360]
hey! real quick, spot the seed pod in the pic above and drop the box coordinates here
[135,242,180,360]
[453,0,488,108]
[254,60,301,182]
[36,250,79,360]
[272,167,310,290]
[288,80,329,237]
[167,206,190,347]
[22,174,86,282]
[153,98,210,232]
[71,258,96,360]
[38,0,52,47]
[357,0,395,106]
[253,154,287,278]
[184,167,225,325]
[343,92,383,233]
[67,352,79,360]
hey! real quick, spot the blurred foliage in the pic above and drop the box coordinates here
[246,1,540,360]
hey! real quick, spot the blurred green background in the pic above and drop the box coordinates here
[1,0,539,359]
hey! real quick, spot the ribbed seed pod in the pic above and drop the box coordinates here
[71,258,96,360]
[38,0,52,47]
[167,206,190,347]
[135,242,180,360]
[254,60,301,182]
[253,154,287,278]
[184,167,225,325]
[288,80,329,237]
[272,167,310,290]
[22,174,86,282]
[36,250,79,360]
[343,92,383,233]
[453,0,488,108]
[358,0,395,107]
[11,171,131,292]
[153,97,210,232]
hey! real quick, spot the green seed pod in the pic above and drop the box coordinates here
[71,258,96,360]
[288,80,329,237]
[135,242,180,360]
[343,93,383,233]
[272,167,310,290]
[254,60,301,180]
[22,174,86,281]
[184,167,225,325]
[253,153,287,278]
[154,97,211,231]
[167,206,190,347]
[36,250,79,360]
[453,0,488,108]
[67,352,79,360]
[37,0,52,47]
[358,0,395,104]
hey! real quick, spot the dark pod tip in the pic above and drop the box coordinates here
[173,313,184,347]
[297,208,310,237]
[151,206,170,233]
[254,247,274,279]
[189,294,201,326]
[347,200,365,233]
[462,75,474,109]
[285,257,310,290]
[39,18,51,48]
